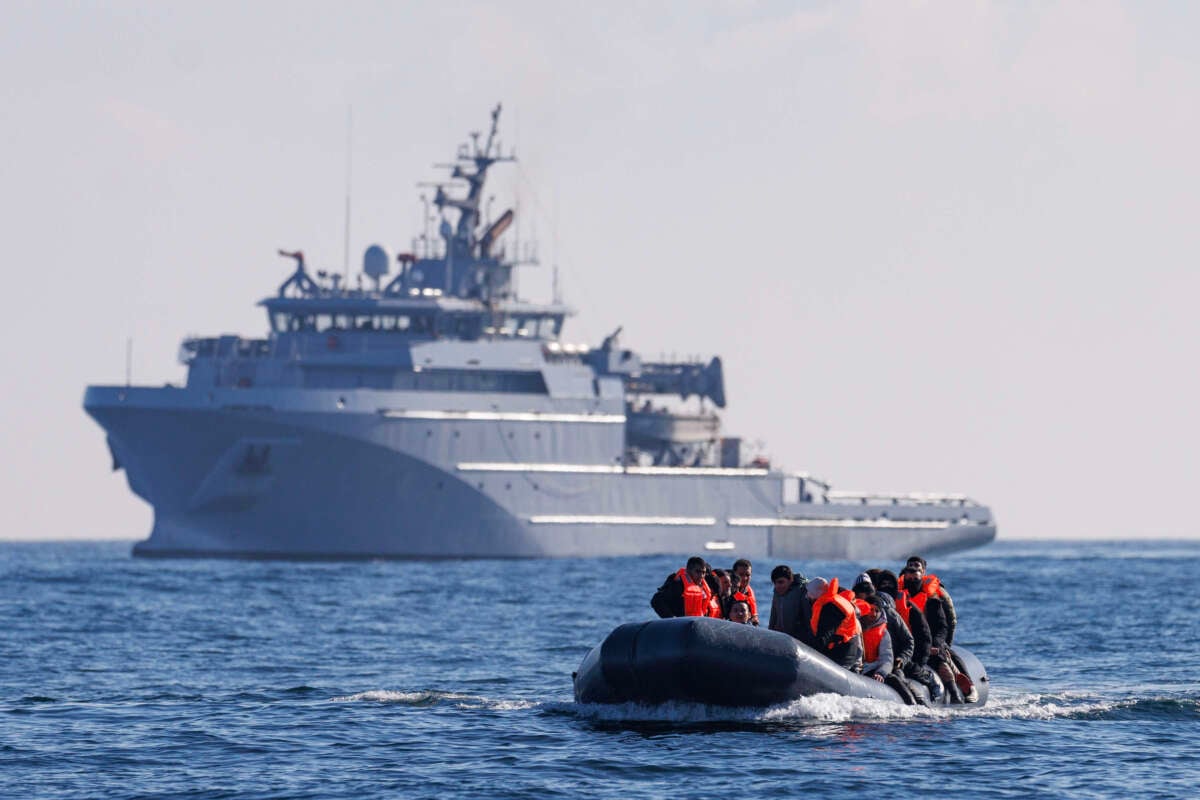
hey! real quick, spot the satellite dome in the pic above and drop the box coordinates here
[363,244,391,280]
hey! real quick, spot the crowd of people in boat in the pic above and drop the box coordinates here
[650,555,977,705]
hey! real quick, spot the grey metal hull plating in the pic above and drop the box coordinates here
[85,385,996,560]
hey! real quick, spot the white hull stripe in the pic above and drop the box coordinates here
[458,462,768,477]
[531,516,953,528]
[530,515,717,526]
[728,518,950,529]
[380,410,625,424]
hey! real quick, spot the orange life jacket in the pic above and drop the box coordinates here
[863,620,886,664]
[743,585,758,619]
[907,583,929,613]
[895,589,912,626]
[676,568,711,617]
[810,577,861,648]
[925,574,954,606]
[731,582,758,617]
[707,586,723,618]
[908,575,939,613]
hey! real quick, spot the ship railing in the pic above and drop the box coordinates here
[824,490,979,508]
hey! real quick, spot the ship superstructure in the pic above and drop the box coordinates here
[84,106,996,559]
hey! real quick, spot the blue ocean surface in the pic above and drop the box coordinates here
[1,539,1197,799]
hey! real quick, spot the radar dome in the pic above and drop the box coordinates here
[363,244,391,281]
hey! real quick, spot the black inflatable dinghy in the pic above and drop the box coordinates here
[574,617,988,708]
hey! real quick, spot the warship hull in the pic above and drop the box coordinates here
[86,385,996,560]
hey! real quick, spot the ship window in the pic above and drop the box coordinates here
[455,317,479,338]
[271,312,289,333]
[303,367,547,394]
[334,314,352,331]
[397,315,411,331]
[537,318,558,338]
[356,315,375,331]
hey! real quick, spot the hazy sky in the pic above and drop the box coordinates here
[3,1,1198,541]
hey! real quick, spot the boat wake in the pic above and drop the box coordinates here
[330,689,538,712]
[982,690,1200,721]
[329,687,1200,726]
[560,689,1200,726]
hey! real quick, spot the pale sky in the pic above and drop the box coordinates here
[3,1,1197,541]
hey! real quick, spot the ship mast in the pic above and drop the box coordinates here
[433,103,514,262]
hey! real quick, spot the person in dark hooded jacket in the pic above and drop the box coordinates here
[871,568,942,701]
[901,567,963,702]
[767,565,812,643]
[874,592,914,671]
[860,572,916,673]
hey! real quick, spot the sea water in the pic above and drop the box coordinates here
[1,540,1197,798]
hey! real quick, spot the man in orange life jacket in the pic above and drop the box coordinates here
[805,577,864,672]
[906,555,957,646]
[861,571,914,675]
[731,559,759,626]
[901,566,965,703]
[907,558,977,702]
[856,588,922,705]
[870,568,943,702]
[650,556,713,618]
[856,593,893,683]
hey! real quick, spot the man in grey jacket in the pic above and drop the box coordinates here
[767,564,812,644]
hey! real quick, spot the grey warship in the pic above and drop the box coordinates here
[83,106,996,560]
